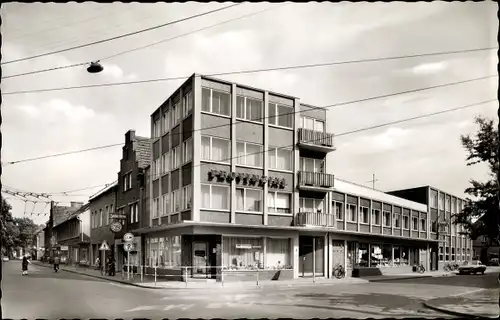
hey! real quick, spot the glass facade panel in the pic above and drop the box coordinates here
[145,236,181,268]
[266,238,291,269]
[223,237,263,270]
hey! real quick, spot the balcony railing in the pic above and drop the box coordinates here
[294,211,334,227]
[298,171,335,189]
[298,128,335,151]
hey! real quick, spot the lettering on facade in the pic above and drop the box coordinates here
[207,169,286,189]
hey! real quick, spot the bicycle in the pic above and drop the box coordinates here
[415,264,425,273]
[332,264,346,279]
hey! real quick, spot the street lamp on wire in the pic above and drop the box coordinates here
[87,61,103,74]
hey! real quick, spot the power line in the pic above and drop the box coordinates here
[3,4,287,79]
[4,47,497,95]
[88,180,118,199]
[3,75,496,166]
[1,3,242,66]
[3,143,123,166]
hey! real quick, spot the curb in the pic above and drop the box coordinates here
[368,275,433,282]
[422,301,497,319]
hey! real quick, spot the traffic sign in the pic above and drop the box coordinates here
[110,221,122,233]
[123,233,134,243]
[124,242,135,252]
[99,240,110,251]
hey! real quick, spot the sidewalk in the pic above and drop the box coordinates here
[424,288,499,318]
[32,261,448,290]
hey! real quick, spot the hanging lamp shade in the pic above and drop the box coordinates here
[87,61,103,73]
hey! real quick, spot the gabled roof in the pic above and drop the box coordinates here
[135,137,152,169]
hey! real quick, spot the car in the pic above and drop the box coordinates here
[2,256,9,262]
[488,258,499,266]
[458,260,486,275]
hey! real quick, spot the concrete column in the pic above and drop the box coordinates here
[293,234,299,279]
[263,92,269,226]
[192,76,202,222]
[328,233,333,278]
[324,233,328,278]
[391,244,395,267]
[293,98,301,227]
[357,196,360,232]
[178,87,184,221]
[230,84,237,224]
[369,199,373,233]
[263,237,267,268]
[391,204,394,236]
[344,240,348,273]
[344,194,347,230]
[167,99,173,224]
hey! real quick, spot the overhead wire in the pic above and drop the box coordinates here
[3,73,496,167]
[1,3,242,65]
[3,3,289,79]
[3,47,497,93]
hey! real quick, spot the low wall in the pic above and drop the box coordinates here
[222,269,293,282]
[352,266,414,277]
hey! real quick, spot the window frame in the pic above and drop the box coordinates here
[299,157,325,173]
[200,184,230,211]
[236,141,264,168]
[268,147,293,171]
[162,110,170,134]
[359,206,369,224]
[371,208,381,226]
[299,197,326,214]
[267,191,292,215]
[152,198,159,218]
[393,213,401,228]
[403,215,410,230]
[236,95,263,123]
[347,203,357,222]
[268,102,293,129]
[162,193,170,216]
[201,87,231,117]
[183,138,193,164]
[300,116,325,132]
[201,135,231,164]
[182,185,192,210]
[420,218,426,231]
[161,152,169,175]
[333,201,344,221]
[171,189,181,213]
[382,211,391,227]
[171,145,181,169]
[236,187,263,213]
[183,90,193,118]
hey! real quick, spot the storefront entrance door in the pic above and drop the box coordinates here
[192,242,209,278]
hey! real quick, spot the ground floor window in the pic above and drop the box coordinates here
[266,238,291,269]
[223,237,264,270]
[445,247,450,261]
[439,246,444,261]
[349,242,419,267]
[145,236,181,268]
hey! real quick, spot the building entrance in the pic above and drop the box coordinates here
[299,236,324,277]
[192,241,209,278]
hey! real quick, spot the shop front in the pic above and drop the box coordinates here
[115,236,142,273]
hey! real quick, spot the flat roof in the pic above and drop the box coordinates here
[334,178,428,212]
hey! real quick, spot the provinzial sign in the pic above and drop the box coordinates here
[109,213,127,220]
[124,242,135,252]
[110,221,122,233]
[60,245,69,251]
[123,233,134,243]
[235,244,261,249]
[99,240,110,251]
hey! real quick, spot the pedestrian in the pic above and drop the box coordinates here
[109,256,116,276]
[54,254,61,273]
[21,254,32,275]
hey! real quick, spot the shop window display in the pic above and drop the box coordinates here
[266,238,292,269]
[355,243,369,267]
[145,236,181,268]
[370,244,383,267]
[222,237,264,270]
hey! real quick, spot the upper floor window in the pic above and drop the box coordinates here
[412,216,418,230]
[182,185,192,210]
[446,195,451,212]
[236,188,262,212]
[152,198,159,218]
[201,136,230,163]
[171,101,181,127]
[371,209,381,225]
[105,206,109,226]
[452,198,457,214]
[347,204,357,222]
[301,117,325,132]
[99,209,103,227]
[129,202,139,223]
[333,201,344,221]
[438,193,445,210]
[393,213,401,228]
[268,102,293,128]
[268,147,292,171]
[153,119,161,138]
[171,146,181,169]
[299,197,325,213]
[118,207,125,225]
[420,218,426,231]
[268,192,291,214]
[236,141,263,167]
[383,211,391,227]
[123,172,132,191]
[359,207,369,224]
[201,184,230,210]
[183,90,193,117]
[403,215,409,229]
[183,138,193,163]
[153,158,161,179]
[430,190,438,208]
[300,157,324,173]
[202,87,231,117]
[162,110,170,134]
[162,194,169,216]
[172,189,181,213]
[236,96,263,122]
[161,152,169,174]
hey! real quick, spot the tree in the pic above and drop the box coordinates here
[1,196,19,257]
[13,216,39,250]
[455,116,499,252]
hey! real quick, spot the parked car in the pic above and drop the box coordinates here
[488,258,499,266]
[458,260,486,275]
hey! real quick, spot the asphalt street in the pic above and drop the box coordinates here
[3,260,498,319]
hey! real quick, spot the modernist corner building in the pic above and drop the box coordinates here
[131,73,473,281]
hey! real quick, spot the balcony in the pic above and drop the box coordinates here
[298,128,336,153]
[294,211,334,227]
[298,171,335,192]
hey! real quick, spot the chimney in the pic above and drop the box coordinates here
[125,130,136,144]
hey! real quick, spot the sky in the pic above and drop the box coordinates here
[1,2,498,224]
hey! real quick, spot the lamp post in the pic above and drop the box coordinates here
[87,61,103,74]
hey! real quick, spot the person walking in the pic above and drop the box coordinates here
[53,254,61,273]
[21,254,32,275]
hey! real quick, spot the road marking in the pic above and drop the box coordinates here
[163,304,193,311]
[125,305,158,312]
[447,288,488,298]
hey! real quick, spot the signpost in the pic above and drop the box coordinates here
[99,240,110,275]
[123,233,134,280]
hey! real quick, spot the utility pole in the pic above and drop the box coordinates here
[48,201,54,258]
[367,174,379,189]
